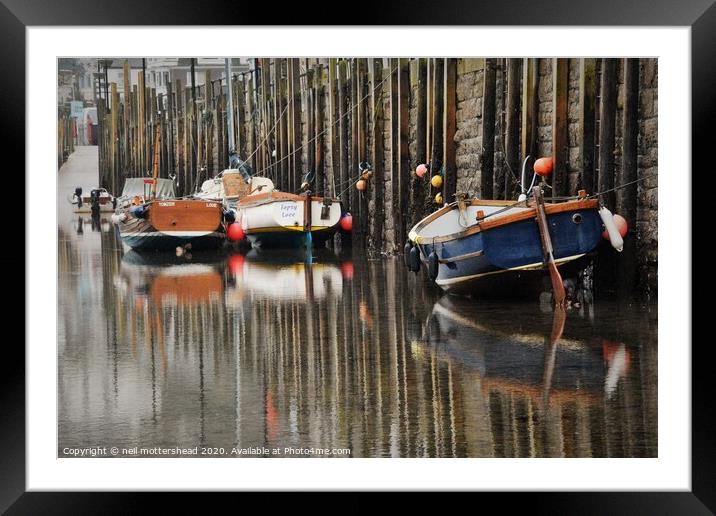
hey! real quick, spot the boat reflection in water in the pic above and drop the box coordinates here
[418,297,652,457]
[226,248,343,304]
[59,230,656,457]
[74,214,112,235]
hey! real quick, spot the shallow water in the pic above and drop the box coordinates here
[57,211,657,458]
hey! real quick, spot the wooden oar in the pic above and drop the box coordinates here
[533,186,566,307]
[542,306,567,407]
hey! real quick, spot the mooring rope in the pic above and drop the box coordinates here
[587,173,657,201]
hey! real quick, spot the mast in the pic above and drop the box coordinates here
[151,123,161,198]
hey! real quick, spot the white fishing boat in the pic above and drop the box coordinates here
[233,189,343,249]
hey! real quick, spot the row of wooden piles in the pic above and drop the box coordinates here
[96,58,641,259]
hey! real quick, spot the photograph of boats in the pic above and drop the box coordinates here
[58,56,657,458]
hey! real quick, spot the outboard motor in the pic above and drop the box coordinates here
[90,189,101,217]
[74,187,83,208]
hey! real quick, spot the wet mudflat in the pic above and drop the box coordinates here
[58,153,657,458]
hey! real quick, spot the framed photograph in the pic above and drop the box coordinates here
[7,0,705,510]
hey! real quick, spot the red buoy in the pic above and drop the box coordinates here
[356,179,367,191]
[415,163,428,178]
[227,222,245,241]
[534,157,553,176]
[339,213,353,232]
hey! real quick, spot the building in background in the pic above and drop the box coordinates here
[96,57,251,99]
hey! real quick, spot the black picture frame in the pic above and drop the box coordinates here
[6,0,704,511]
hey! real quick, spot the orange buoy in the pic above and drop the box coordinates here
[434,192,443,205]
[227,222,245,241]
[356,179,367,191]
[431,175,443,188]
[534,157,553,176]
[339,213,353,232]
[415,164,428,178]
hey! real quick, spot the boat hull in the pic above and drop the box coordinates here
[411,199,602,296]
[116,200,226,251]
[235,192,342,249]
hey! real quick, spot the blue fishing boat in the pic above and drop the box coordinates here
[406,158,623,299]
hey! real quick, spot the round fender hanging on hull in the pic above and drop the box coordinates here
[409,246,421,273]
[428,251,439,280]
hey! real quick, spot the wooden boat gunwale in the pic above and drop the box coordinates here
[409,197,598,245]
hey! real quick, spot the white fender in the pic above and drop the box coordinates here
[110,212,126,224]
[599,207,623,252]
